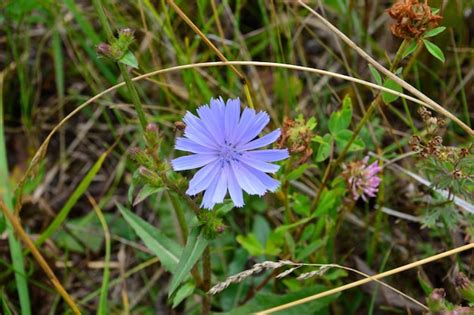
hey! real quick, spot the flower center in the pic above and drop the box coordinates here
[219,140,241,166]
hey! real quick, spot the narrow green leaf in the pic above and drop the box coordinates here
[423,26,446,38]
[94,205,111,315]
[215,201,235,216]
[368,64,382,85]
[172,282,195,308]
[1,288,14,315]
[402,40,418,59]
[118,51,138,68]
[133,185,165,206]
[169,227,208,297]
[381,79,403,104]
[286,164,309,181]
[0,71,31,315]
[36,148,110,246]
[423,40,445,63]
[417,272,433,295]
[118,204,182,272]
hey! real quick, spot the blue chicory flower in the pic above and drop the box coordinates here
[172,97,289,209]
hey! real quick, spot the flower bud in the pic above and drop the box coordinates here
[145,123,160,147]
[117,28,135,49]
[454,272,474,303]
[119,28,134,37]
[97,43,112,58]
[427,288,448,313]
[128,147,142,160]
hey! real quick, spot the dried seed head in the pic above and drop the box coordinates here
[409,135,422,151]
[387,0,442,39]
[459,148,469,158]
[452,169,463,179]
[418,107,432,121]
[276,116,315,164]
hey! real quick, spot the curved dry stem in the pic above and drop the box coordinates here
[256,243,474,314]
[284,262,427,311]
[329,264,428,311]
[15,60,464,209]
[298,1,473,136]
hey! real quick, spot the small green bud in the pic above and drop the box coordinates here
[116,28,135,52]
[97,43,112,58]
[427,288,448,313]
[128,147,141,160]
[138,166,161,186]
[145,123,160,147]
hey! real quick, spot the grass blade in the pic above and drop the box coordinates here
[88,194,110,315]
[1,288,14,315]
[169,226,208,297]
[35,147,111,247]
[0,68,32,315]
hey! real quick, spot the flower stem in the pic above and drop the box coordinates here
[92,0,148,132]
[118,63,149,132]
[202,246,212,315]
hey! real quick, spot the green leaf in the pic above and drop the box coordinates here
[381,79,403,104]
[315,134,332,162]
[423,40,445,63]
[118,50,138,68]
[236,233,265,256]
[253,215,271,246]
[417,272,433,295]
[423,26,446,38]
[328,95,352,134]
[118,204,182,272]
[334,130,365,152]
[286,164,309,180]
[169,227,208,297]
[315,188,345,217]
[402,40,418,59]
[215,201,235,216]
[172,282,195,308]
[55,212,104,253]
[368,64,382,85]
[133,184,165,206]
[296,238,325,260]
[36,147,111,247]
